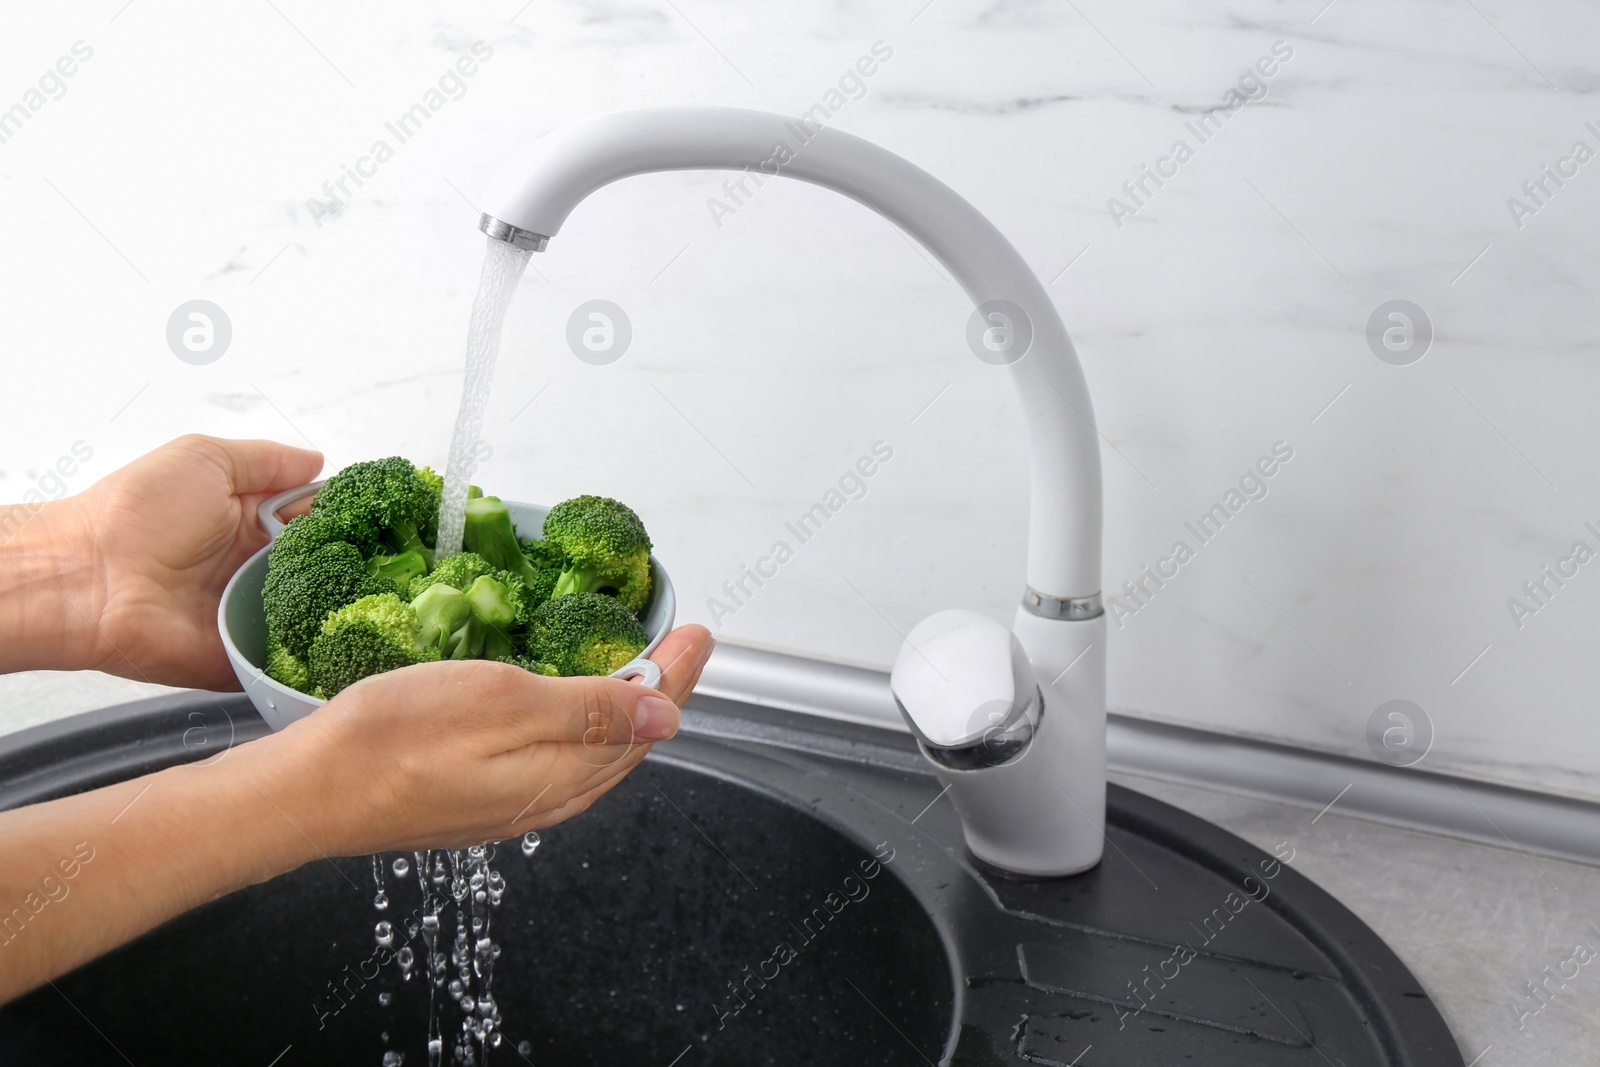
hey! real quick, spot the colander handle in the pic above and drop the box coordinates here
[610,656,662,690]
[257,480,325,538]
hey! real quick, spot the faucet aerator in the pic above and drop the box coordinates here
[479,213,550,252]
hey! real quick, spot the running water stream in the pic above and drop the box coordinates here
[372,237,537,1065]
[435,237,534,556]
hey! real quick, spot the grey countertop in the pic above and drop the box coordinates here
[2,670,1594,1064]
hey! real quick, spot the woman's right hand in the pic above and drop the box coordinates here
[263,624,714,856]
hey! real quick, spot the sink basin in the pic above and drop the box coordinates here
[0,744,950,1065]
[0,690,1462,1065]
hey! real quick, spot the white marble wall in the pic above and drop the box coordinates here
[1,1,1596,800]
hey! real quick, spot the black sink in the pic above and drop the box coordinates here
[0,690,1463,1066]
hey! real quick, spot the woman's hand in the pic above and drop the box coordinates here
[0,625,714,1003]
[263,623,716,855]
[61,435,323,690]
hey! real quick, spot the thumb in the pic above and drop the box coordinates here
[195,436,324,497]
[479,666,681,751]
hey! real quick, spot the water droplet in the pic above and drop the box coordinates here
[373,891,389,911]
[375,921,395,947]
[396,946,414,976]
[520,831,540,857]
[378,992,392,1007]
[460,994,476,1013]
[518,1041,532,1056]
[382,1051,404,1066]
[392,857,411,877]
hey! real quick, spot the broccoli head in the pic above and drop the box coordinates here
[263,541,392,660]
[365,549,429,597]
[312,457,440,565]
[265,634,312,694]
[493,653,551,675]
[523,591,648,677]
[268,510,375,566]
[308,593,441,697]
[409,552,495,600]
[542,495,653,613]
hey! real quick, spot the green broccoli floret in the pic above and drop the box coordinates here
[312,457,440,566]
[413,466,477,544]
[523,569,559,613]
[265,634,312,694]
[365,549,429,597]
[268,510,375,566]
[463,496,542,588]
[494,653,550,675]
[308,593,442,697]
[410,573,527,660]
[411,583,477,659]
[408,552,495,600]
[517,538,566,610]
[542,495,653,613]
[523,591,648,677]
[520,537,568,574]
[464,574,522,660]
[263,541,392,660]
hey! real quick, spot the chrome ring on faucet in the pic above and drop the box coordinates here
[479,214,550,252]
[1021,587,1103,621]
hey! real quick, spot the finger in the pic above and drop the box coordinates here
[525,756,645,829]
[647,625,714,706]
[461,663,680,749]
[278,495,314,521]
[491,739,654,835]
[183,436,324,498]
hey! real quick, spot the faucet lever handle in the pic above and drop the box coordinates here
[889,609,1037,758]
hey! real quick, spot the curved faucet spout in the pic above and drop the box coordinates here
[478,106,1102,603]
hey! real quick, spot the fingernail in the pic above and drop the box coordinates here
[633,695,679,741]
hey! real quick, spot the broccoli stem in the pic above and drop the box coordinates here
[384,519,436,568]
[551,566,606,600]
[365,549,429,596]
[463,497,540,588]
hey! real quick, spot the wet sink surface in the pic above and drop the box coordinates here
[0,692,1463,1065]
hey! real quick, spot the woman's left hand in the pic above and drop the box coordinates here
[61,435,323,689]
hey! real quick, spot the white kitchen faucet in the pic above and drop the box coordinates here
[479,107,1106,876]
